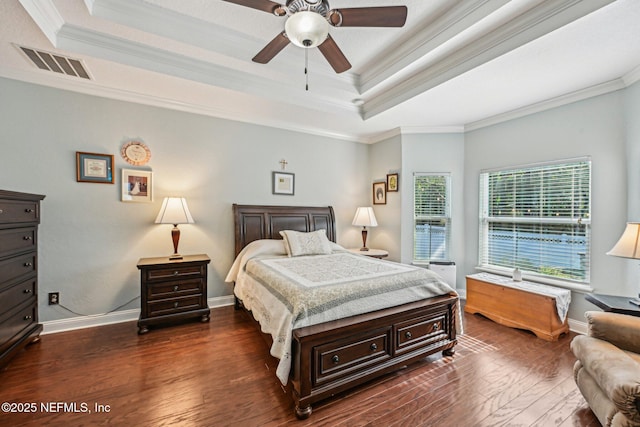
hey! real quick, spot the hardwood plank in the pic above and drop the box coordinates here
[0,306,599,426]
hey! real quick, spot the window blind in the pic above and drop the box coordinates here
[478,159,591,283]
[414,173,451,262]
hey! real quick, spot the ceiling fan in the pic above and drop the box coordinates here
[222,0,408,74]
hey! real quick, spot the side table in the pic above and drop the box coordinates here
[347,248,388,259]
[585,293,640,317]
[137,254,211,334]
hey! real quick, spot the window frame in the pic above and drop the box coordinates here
[477,157,592,288]
[413,173,452,263]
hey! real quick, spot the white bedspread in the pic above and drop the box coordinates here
[226,240,459,385]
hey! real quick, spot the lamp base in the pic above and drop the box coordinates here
[169,254,183,260]
[359,247,369,251]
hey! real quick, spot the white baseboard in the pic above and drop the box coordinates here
[568,318,588,335]
[41,295,235,335]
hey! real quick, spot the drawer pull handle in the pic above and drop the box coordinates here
[23,236,32,240]
[173,271,179,276]
[25,208,34,213]
[173,285,179,292]
[0,209,3,214]
[370,343,377,351]
[174,302,179,308]
[24,315,32,320]
[332,355,340,364]
[24,262,33,267]
[24,289,32,294]
[433,323,439,331]
[405,331,412,339]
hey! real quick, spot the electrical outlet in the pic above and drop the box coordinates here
[48,292,59,305]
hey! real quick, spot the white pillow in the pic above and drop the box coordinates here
[279,229,333,257]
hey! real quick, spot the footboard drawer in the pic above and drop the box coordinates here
[313,326,392,386]
[395,313,448,355]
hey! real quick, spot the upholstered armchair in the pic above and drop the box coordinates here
[571,311,640,427]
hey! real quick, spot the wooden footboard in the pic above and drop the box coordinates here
[290,295,458,419]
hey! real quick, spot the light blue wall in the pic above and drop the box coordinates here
[463,90,629,320]
[3,75,638,325]
[0,77,369,321]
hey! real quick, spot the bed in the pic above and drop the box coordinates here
[227,204,459,419]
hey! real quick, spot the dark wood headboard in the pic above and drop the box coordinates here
[232,204,336,256]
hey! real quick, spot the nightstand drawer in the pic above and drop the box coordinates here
[146,278,203,300]
[147,295,203,318]
[0,200,39,225]
[0,227,37,259]
[395,314,448,355]
[145,265,205,282]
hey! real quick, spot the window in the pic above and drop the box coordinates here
[478,158,591,283]
[414,173,451,262]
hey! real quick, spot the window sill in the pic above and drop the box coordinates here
[474,267,594,293]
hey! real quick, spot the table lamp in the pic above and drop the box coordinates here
[155,197,194,260]
[607,222,640,305]
[352,207,378,251]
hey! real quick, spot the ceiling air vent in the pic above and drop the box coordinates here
[19,46,91,80]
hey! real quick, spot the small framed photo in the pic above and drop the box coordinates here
[387,173,399,192]
[122,169,153,203]
[272,172,295,195]
[76,152,114,184]
[373,182,386,205]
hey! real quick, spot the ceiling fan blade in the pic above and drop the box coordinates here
[252,32,290,64]
[318,35,351,74]
[329,6,408,27]
[221,0,284,15]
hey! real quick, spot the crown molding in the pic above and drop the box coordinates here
[623,64,640,87]
[359,0,508,94]
[18,0,64,45]
[361,0,615,120]
[465,78,627,132]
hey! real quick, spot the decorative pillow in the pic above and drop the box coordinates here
[279,229,333,257]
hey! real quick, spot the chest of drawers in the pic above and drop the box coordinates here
[0,190,45,368]
[136,254,210,334]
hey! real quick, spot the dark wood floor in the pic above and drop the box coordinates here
[0,305,599,427]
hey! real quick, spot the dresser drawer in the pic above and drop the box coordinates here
[313,326,392,386]
[147,295,204,318]
[0,200,39,225]
[0,302,37,353]
[146,278,203,301]
[395,313,448,355]
[0,278,36,314]
[0,227,37,259]
[144,265,205,282]
[0,253,36,285]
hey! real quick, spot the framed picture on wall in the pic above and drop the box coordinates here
[373,181,386,205]
[272,172,295,195]
[122,169,153,202]
[387,173,399,192]
[76,152,114,184]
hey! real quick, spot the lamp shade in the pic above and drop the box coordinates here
[352,207,378,227]
[285,11,329,48]
[607,222,640,259]
[155,197,194,225]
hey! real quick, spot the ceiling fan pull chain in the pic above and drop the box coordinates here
[304,40,310,91]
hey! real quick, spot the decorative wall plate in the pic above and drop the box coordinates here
[121,141,151,166]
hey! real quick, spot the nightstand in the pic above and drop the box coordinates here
[585,293,640,318]
[347,248,388,259]
[136,254,211,334]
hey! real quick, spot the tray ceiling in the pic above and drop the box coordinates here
[2,0,640,142]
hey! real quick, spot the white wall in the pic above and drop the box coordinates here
[623,80,640,296]
[0,78,369,321]
[400,133,466,288]
[463,90,629,320]
[368,135,402,260]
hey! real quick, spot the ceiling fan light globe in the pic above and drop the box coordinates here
[285,11,329,48]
